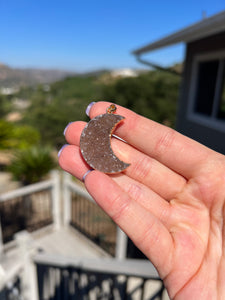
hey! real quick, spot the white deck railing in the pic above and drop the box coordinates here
[0,170,61,255]
[0,170,165,299]
[34,252,159,278]
[0,170,127,258]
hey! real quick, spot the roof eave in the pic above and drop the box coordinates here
[132,10,225,56]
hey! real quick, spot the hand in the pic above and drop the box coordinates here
[58,102,225,300]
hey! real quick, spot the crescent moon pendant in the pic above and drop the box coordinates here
[80,113,130,173]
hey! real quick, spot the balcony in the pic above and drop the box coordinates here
[0,171,169,299]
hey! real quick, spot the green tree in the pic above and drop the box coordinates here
[0,120,40,150]
[20,70,180,149]
[0,94,12,118]
[102,71,180,127]
[12,125,40,149]
[22,76,103,147]
[0,120,14,149]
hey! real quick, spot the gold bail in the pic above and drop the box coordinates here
[106,104,117,114]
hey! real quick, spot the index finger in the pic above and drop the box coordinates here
[89,102,212,178]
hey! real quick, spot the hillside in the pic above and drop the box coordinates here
[0,66,180,150]
[0,63,75,88]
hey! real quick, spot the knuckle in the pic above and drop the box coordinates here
[110,193,131,223]
[130,156,152,182]
[126,183,142,202]
[154,128,176,159]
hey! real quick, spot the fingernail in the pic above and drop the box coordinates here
[86,102,96,117]
[63,122,73,136]
[58,144,69,157]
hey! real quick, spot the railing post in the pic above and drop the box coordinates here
[51,170,61,230]
[115,227,128,260]
[63,172,72,226]
[14,231,38,300]
[0,218,3,257]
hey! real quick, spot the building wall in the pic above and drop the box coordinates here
[176,31,225,154]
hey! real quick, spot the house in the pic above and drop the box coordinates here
[133,10,225,155]
[111,68,138,78]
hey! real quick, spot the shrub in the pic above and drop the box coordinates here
[7,146,56,185]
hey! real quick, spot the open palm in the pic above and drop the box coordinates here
[59,102,225,299]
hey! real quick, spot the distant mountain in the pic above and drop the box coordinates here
[0,63,76,88]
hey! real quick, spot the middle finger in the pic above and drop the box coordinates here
[65,121,186,200]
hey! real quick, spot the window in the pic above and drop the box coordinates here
[218,76,225,119]
[194,60,219,116]
[188,51,225,130]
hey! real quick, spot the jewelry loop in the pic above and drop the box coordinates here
[106,104,117,114]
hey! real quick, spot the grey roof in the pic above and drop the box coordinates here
[133,10,225,55]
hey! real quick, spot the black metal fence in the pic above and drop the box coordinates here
[70,191,117,256]
[0,276,22,300]
[35,258,165,300]
[0,189,53,243]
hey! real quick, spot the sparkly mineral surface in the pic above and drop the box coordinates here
[80,113,130,173]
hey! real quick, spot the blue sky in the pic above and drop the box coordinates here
[0,0,224,72]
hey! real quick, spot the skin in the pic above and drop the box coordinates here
[58,101,225,299]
